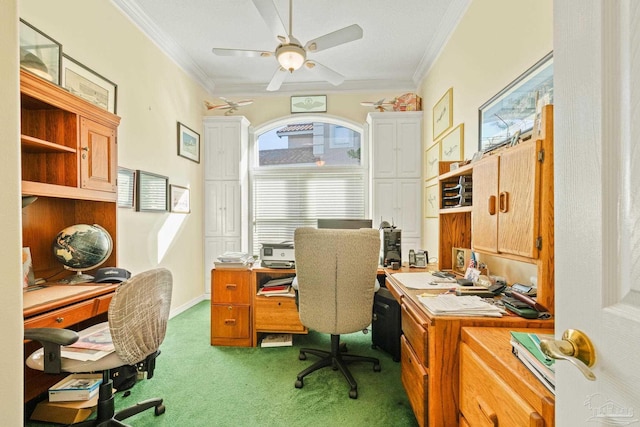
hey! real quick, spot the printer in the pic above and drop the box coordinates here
[260,242,295,268]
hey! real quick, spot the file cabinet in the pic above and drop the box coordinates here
[210,268,252,346]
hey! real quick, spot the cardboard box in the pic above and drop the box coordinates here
[393,93,422,111]
[30,394,97,424]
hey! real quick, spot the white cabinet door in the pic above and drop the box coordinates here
[203,117,248,181]
[371,120,397,178]
[204,181,241,237]
[373,179,421,238]
[395,118,422,178]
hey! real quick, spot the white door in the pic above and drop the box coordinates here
[555,1,640,424]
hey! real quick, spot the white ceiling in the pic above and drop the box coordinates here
[112,0,469,97]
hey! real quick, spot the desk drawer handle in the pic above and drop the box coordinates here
[476,395,498,426]
[56,317,64,323]
[224,319,236,325]
[226,283,237,290]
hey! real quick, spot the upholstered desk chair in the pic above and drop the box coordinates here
[25,268,173,426]
[293,227,381,399]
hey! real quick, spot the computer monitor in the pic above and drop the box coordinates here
[317,218,373,229]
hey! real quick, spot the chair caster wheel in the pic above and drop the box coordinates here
[349,389,358,399]
[299,352,307,360]
[155,404,166,416]
[295,379,303,389]
[373,364,381,372]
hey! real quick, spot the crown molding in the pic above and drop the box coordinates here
[412,0,470,85]
[111,0,216,94]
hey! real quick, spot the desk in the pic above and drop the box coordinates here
[23,283,118,402]
[384,271,553,427]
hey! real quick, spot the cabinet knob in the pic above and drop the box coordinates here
[226,283,237,290]
[475,395,498,426]
[56,317,63,323]
[81,146,89,151]
[488,195,497,215]
[499,191,509,213]
[224,318,236,325]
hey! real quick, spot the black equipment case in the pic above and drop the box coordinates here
[371,286,401,362]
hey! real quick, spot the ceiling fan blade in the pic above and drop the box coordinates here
[251,0,288,40]
[305,61,345,86]
[212,48,273,58]
[304,24,363,53]
[267,67,287,91]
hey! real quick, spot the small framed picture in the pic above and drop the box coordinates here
[433,87,453,141]
[440,124,464,161]
[170,185,190,213]
[177,122,200,163]
[19,19,62,85]
[425,184,439,218]
[61,54,117,113]
[117,167,135,209]
[136,170,168,212]
[291,95,327,113]
[425,142,440,180]
[452,247,472,275]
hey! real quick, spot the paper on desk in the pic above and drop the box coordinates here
[418,294,504,317]
[391,272,456,289]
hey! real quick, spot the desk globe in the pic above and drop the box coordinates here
[52,224,113,284]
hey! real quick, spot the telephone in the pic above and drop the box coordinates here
[409,250,428,268]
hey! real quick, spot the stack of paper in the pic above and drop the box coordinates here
[417,294,505,317]
[510,331,555,394]
[214,252,254,269]
[62,323,115,361]
[261,333,293,347]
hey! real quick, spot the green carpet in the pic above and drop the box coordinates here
[25,301,418,426]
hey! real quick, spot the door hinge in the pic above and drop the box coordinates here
[536,236,543,250]
[538,149,545,162]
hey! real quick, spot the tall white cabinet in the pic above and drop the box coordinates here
[368,112,423,262]
[203,116,250,293]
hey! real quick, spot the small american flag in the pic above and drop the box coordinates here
[468,252,477,269]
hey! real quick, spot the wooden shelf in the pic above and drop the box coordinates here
[439,162,473,181]
[21,181,117,203]
[439,206,472,215]
[21,135,77,154]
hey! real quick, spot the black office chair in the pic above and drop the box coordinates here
[25,268,172,426]
[293,227,381,399]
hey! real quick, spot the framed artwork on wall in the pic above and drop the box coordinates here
[440,124,464,161]
[291,95,327,113]
[425,184,439,218]
[170,185,190,213]
[433,87,453,141]
[425,142,441,180]
[478,51,553,152]
[177,122,200,163]
[117,167,135,209]
[19,19,61,85]
[61,54,117,113]
[136,170,168,212]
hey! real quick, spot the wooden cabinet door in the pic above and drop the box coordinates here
[472,155,499,253]
[80,118,116,192]
[498,140,541,258]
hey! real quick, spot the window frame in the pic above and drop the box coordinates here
[249,114,370,253]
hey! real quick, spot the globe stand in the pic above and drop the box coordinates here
[63,271,95,284]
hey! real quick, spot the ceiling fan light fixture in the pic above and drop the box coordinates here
[276,43,306,72]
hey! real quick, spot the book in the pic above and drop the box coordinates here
[262,276,295,287]
[510,331,555,394]
[257,285,295,297]
[48,374,102,402]
[260,333,293,348]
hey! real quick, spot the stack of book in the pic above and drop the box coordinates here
[257,276,295,297]
[48,374,102,402]
[213,252,254,269]
[510,331,555,394]
[417,294,505,317]
[260,333,293,347]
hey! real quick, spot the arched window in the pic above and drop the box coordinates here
[250,115,367,254]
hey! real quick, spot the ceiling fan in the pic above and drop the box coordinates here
[205,97,254,115]
[212,0,363,91]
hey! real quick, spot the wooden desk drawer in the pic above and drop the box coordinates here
[24,299,95,329]
[460,343,546,427]
[255,297,306,332]
[401,303,428,366]
[211,305,250,339]
[401,335,427,427]
[212,270,251,304]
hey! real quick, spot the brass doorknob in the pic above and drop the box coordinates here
[540,329,596,381]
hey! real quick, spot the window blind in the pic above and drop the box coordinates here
[251,171,365,255]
